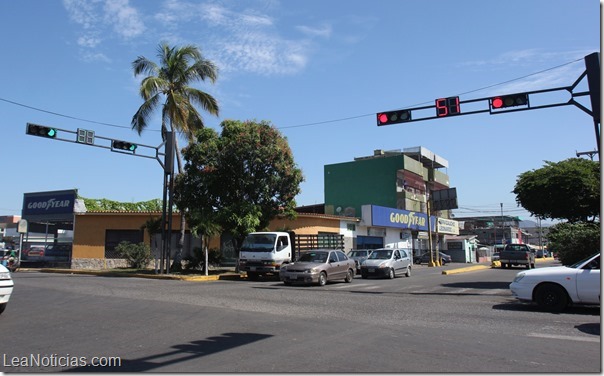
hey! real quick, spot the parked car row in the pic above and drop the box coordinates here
[279,247,416,286]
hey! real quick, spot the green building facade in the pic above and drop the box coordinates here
[324,147,451,219]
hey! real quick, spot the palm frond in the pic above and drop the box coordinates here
[186,87,219,117]
[139,76,166,100]
[132,56,158,77]
[131,94,160,135]
[187,59,218,84]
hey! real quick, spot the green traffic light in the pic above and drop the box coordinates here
[129,144,137,151]
[47,128,57,138]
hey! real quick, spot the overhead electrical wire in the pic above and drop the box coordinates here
[0,58,584,132]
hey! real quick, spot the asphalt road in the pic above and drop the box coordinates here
[0,261,600,373]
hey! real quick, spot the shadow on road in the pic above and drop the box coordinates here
[442,281,511,289]
[65,332,272,372]
[575,323,600,336]
[492,301,600,316]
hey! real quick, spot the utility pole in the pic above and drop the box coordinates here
[500,203,504,245]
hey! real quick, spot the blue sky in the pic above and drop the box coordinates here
[0,0,600,224]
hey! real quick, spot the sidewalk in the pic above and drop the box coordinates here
[27,266,243,282]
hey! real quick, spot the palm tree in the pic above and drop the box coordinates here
[131,42,220,271]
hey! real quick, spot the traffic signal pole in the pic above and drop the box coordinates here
[584,52,600,159]
[25,123,176,274]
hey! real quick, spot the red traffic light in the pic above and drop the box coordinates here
[376,110,412,126]
[490,93,529,110]
[492,97,504,109]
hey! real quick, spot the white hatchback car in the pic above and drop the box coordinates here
[0,264,14,315]
[509,253,600,312]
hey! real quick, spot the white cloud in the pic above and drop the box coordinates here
[63,0,328,75]
[81,51,112,63]
[296,24,332,38]
[77,35,102,48]
[103,0,146,39]
[63,0,145,51]
[63,0,102,30]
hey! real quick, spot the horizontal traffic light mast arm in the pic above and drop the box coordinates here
[379,83,582,125]
[24,123,166,165]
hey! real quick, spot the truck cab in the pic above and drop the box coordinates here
[238,232,292,280]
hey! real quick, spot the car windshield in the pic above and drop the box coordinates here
[298,252,328,263]
[567,253,600,269]
[368,250,392,260]
[240,234,276,252]
[348,251,366,257]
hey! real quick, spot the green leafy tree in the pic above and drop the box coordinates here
[174,119,304,252]
[131,42,220,271]
[513,158,600,223]
[547,222,600,265]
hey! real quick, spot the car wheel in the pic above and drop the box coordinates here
[247,272,259,281]
[405,266,411,277]
[388,268,395,279]
[535,283,568,312]
[283,281,292,286]
[344,269,353,283]
[361,272,368,279]
[0,303,6,315]
[318,272,327,286]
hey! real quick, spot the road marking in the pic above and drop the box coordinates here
[527,333,600,343]
[482,289,510,295]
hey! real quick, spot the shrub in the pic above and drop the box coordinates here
[115,241,152,269]
[548,222,600,265]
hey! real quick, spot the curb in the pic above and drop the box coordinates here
[441,264,491,275]
[38,268,244,282]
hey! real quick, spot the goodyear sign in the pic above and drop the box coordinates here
[368,205,433,231]
[22,189,77,221]
[364,205,458,234]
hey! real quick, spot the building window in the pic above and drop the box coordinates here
[356,236,384,250]
[105,230,144,259]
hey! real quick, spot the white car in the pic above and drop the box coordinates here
[509,253,600,312]
[0,264,14,315]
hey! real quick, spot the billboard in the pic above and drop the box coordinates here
[22,190,77,222]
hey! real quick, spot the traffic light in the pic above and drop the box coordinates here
[112,140,137,152]
[26,123,57,138]
[376,110,412,126]
[490,93,529,110]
